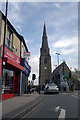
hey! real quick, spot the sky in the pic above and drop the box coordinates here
[1,2,78,85]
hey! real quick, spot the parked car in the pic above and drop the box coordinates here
[44,83,59,94]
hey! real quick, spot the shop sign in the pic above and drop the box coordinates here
[24,52,30,60]
[21,58,31,76]
[24,52,30,57]
[1,45,21,64]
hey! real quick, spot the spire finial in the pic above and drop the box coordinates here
[43,22,47,36]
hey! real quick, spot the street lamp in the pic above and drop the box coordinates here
[55,52,60,87]
[55,52,60,66]
[54,64,57,69]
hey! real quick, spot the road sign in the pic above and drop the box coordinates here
[62,75,69,81]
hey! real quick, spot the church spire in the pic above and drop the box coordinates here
[41,23,49,55]
[43,23,47,37]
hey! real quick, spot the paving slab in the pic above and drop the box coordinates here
[2,92,44,118]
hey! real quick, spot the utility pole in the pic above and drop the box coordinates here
[55,52,60,87]
[55,52,60,66]
[1,0,8,90]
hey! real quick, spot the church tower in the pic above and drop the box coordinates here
[39,24,51,87]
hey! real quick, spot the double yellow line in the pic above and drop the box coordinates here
[22,98,44,118]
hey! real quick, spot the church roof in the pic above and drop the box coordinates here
[52,61,71,74]
[42,23,49,49]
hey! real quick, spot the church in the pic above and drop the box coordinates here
[39,24,51,87]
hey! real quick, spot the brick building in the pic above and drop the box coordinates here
[0,11,31,100]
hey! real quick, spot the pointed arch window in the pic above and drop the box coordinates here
[44,49,46,53]
[44,57,47,63]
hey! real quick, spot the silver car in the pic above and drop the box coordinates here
[44,83,59,94]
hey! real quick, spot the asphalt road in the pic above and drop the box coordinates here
[23,91,79,119]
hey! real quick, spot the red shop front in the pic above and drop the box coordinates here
[1,45,24,100]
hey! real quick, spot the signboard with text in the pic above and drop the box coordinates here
[62,75,69,81]
[1,45,21,64]
[21,58,31,76]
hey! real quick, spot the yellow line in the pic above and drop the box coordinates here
[22,99,44,118]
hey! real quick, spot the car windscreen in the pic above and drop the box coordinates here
[48,83,56,86]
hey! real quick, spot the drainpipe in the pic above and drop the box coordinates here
[20,38,22,95]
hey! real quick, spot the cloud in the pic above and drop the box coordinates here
[54,3,61,8]
[24,38,33,44]
[16,25,22,32]
[6,2,24,24]
[68,58,77,63]
[29,54,39,85]
[61,48,76,55]
[1,0,79,2]
[52,37,78,49]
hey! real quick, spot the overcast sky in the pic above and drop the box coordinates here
[1,2,78,85]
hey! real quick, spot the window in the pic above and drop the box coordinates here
[44,57,47,63]
[6,28,12,49]
[2,69,14,94]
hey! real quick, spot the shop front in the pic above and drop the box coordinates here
[21,58,31,94]
[1,45,24,100]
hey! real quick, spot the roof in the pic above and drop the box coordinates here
[52,61,71,74]
[19,35,28,52]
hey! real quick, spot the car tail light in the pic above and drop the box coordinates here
[56,87,59,89]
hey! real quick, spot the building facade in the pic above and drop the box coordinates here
[20,36,31,94]
[52,61,71,87]
[0,11,31,100]
[39,24,51,87]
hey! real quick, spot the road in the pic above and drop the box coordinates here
[22,91,79,119]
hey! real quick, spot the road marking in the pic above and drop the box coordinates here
[22,99,44,118]
[71,95,79,99]
[54,106,60,112]
[58,108,66,119]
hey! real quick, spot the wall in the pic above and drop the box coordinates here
[12,34,20,57]
[1,18,20,58]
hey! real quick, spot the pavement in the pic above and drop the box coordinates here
[2,92,44,119]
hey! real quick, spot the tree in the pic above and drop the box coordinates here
[71,68,80,90]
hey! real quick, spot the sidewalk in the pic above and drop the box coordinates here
[2,92,44,118]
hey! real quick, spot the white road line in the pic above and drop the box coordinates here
[71,95,79,99]
[54,106,60,112]
[58,108,66,119]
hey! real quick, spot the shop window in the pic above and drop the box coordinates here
[2,69,14,94]
[6,28,12,49]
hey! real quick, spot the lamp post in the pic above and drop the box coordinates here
[54,64,57,69]
[1,0,8,93]
[55,52,60,66]
[55,52,60,87]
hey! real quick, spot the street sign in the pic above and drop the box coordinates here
[62,75,69,81]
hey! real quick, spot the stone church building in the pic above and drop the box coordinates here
[52,61,71,86]
[39,24,51,87]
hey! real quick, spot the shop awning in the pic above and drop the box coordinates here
[4,58,24,70]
